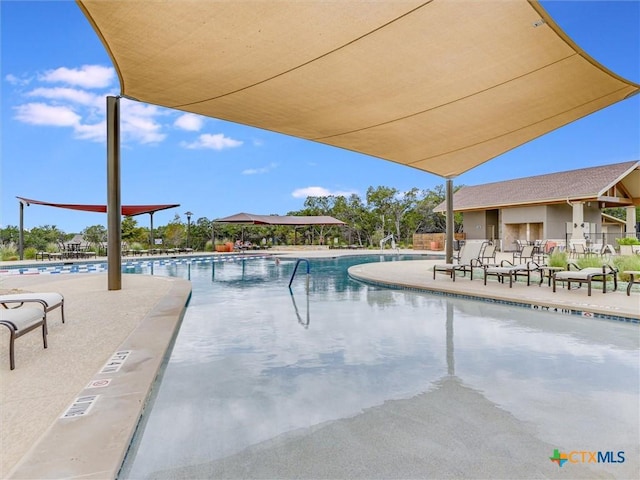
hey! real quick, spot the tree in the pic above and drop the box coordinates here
[82,225,107,250]
[0,225,20,246]
[25,225,67,251]
[164,214,185,247]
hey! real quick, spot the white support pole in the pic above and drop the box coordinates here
[626,206,637,238]
[571,202,585,242]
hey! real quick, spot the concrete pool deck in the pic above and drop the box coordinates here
[1,250,638,479]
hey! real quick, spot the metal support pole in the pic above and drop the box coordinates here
[107,96,122,290]
[185,211,193,248]
[446,178,454,264]
[18,201,25,260]
[149,212,155,251]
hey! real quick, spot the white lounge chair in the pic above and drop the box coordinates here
[433,242,484,282]
[0,292,65,325]
[483,260,540,288]
[0,307,47,370]
[552,263,618,296]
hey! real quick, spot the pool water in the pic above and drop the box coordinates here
[119,255,639,479]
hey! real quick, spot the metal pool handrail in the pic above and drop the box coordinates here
[288,258,310,289]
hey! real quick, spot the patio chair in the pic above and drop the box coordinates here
[433,241,484,282]
[0,292,65,325]
[513,245,535,264]
[0,306,47,370]
[483,260,540,288]
[570,241,588,258]
[552,263,618,296]
[479,243,498,267]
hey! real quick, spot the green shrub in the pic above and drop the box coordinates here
[24,247,37,260]
[612,255,640,282]
[576,256,606,269]
[0,245,17,261]
[45,242,59,253]
[548,249,568,268]
[616,237,640,245]
[204,240,214,252]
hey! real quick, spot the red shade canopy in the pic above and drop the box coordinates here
[17,197,179,216]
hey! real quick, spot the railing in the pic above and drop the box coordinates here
[380,234,399,253]
[288,258,310,289]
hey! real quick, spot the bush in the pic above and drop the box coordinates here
[204,240,214,252]
[576,256,606,269]
[612,255,640,282]
[616,237,640,245]
[24,247,37,260]
[548,249,568,268]
[0,245,18,261]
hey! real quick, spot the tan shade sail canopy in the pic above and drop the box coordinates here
[77,0,638,178]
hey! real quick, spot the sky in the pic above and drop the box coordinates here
[1,0,639,234]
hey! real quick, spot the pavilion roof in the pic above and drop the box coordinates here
[215,212,345,226]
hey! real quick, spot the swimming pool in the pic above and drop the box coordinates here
[119,255,639,479]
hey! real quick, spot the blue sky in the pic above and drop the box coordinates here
[1,1,639,233]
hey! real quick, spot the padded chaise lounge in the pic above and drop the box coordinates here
[433,242,484,282]
[0,307,47,370]
[0,292,65,325]
[552,263,618,296]
[483,260,539,288]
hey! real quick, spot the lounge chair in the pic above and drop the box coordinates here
[552,263,618,296]
[513,245,535,264]
[570,241,588,258]
[479,243,498,267]
[433,242,484,282]
[623,271,640,296]
[0,292,65,325]
[483,260,540,288]
[0,307,47,370]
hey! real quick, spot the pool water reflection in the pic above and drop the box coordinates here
[119,256,639,479]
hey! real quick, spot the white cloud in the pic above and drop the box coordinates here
[40,65,115,88]
[28,87,102,107]
[181,133,243,150]
[121,99,167,144]
[5,73,31,86]
[291,186,358,198]
[122,115,166,144]
[174,113,204,131]
[14,102,81,127]
[242,162,278,175]
[75,122,106,142]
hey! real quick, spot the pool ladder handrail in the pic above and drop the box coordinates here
[288,258,310,289]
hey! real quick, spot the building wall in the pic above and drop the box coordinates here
[546,204,571,239]
[461,211,487,240]
[463,203,608,250]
